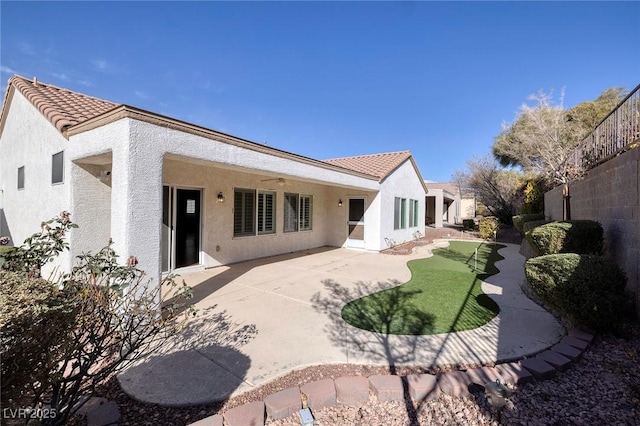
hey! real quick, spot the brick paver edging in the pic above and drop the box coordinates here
[186,330,594,426]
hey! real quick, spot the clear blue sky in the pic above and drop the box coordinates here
[1,1,638,182]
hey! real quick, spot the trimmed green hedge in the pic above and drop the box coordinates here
[525,254,627,331]
[522,220,551,240]
[526,220,603,256]
[513,214,545,235]
[462,219,475,231]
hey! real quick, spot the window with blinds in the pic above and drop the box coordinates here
[257,191,276,234]
[299,195,313,231]
[234,189,255,237]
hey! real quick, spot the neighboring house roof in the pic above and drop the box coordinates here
[426,182,460,196]
[0,75,118,133]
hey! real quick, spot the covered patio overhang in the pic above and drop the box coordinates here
[66,107,383,288]
[161,153,380,273]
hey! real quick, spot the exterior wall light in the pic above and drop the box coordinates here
[338,199,343,207]
[217,192,225,203]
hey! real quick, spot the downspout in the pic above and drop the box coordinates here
[562,184,571,221]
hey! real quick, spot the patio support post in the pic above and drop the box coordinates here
[110,125,164,299]
[435,194,444,228]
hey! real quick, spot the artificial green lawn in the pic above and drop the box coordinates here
[341,241,505,335]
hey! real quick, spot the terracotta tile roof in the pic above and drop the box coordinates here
[323,151,412,181]
[5,75,118,133]
[426,182,460,195]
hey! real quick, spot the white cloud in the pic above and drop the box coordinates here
[50,72,70,81]
[0,65,20,75]
[18,41,35,56]
[201,80,226,93]
[134,90,153,100]
[91,59,108,71]
[77,80,94,87]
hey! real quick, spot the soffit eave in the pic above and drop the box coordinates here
[66,105,380,183]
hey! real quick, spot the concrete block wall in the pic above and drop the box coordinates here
[544,147,640,316]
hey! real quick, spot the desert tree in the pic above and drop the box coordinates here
[453,155,525,224]
[493,87,627,186]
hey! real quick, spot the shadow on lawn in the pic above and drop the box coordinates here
[311,242,507,425]
[312,279,435,426]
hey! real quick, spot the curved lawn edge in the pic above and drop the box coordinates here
[341,241,505,335]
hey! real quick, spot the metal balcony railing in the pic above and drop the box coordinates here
[569,83,640,172]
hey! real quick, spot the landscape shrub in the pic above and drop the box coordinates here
[478,216,499,240]
[0,212,195,425]
[526,220,603,256]
[0,245,15,269]
[0,270,76,409]
[513,213,545,235]
[522,219,550,235]
[521,179,545,215]
[525,254,628,331]
[462,219,475,231]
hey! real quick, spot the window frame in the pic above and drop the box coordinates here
[394,197,408,230]
[283,193,299,233]
[17,166,25,190]
[257,190,276,235]
[51,151,64,185]
[233,188,256,237]
[299,194,313,231]
[409,199,419,227]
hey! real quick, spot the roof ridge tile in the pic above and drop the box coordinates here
[6,74,118,133]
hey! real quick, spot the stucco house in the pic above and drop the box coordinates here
[0,75,427,286]
[425,182,478,228]
[425,182,460,228]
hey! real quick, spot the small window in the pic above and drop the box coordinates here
[284,193,298,233]
[52,151,64,184]
[17,166,25,190]
[299,195,313,231]
[257,191,276,235]
[234,189,255,237]
[409,199,419,227]
[394,197,407,230]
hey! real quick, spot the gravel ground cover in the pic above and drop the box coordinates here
[78,324,640,425]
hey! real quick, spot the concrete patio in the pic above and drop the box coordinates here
[118,240,565,406]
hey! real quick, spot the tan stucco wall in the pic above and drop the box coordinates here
[544,147,640,316]
[460,197,476,219]
[163,158,375,268]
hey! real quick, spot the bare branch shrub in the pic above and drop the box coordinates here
[0,212,195,426]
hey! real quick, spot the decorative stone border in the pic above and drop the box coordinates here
[187,330,594,426]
